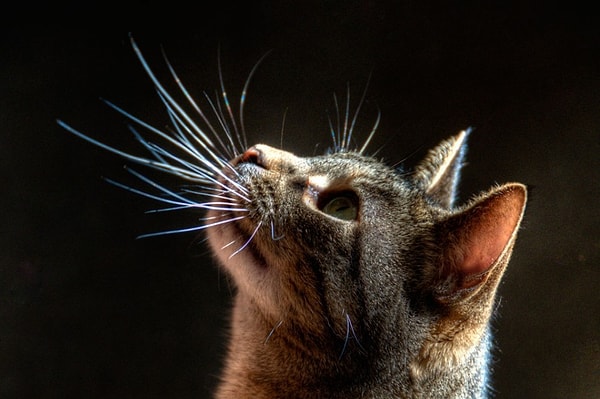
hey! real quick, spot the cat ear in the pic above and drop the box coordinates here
[413,129,470,209]
[412,183,526,377]
[433,183,527,303]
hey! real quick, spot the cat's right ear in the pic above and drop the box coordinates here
[413,183,526,377]
[433,183,527,304]
[412,129,470,209]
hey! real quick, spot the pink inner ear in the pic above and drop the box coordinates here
[462,216,517,275]
[453,185,526,280]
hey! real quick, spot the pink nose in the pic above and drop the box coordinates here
[239,146,262,165]
[235,144,300,172]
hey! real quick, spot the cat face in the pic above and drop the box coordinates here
[206,145,420,343]
[206,132,527,386]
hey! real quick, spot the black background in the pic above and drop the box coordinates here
[1,2,598,398]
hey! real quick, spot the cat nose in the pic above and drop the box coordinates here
[237,144,299,171]
[239,146,263,166]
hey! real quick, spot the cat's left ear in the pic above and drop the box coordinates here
[412,129,470,209]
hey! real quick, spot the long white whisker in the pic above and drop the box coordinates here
[347,72,372,151]
[179,188,238,202]
[339,312,351,359]
[217,50,245,152]
[160,47,234,159]
[129,36,223,155]
[58,120,209,183]
[137,214,247,239]
[145,205,202,213]
[196,90,234,156]
[358,108,381,155]
[114,113,250,201]
[196,203,249,212]
[129,41,252,201]
[124,167,249,211]
[143,199,246,213]
[101,99,218,173]
[333,93,341,152]
[60,38,318,245]
[125,167,201,204]
[103,177,196,207]
[228,221,263,259]
[279,107,288,150]
[342,83,350,152]
[156,89,231,169]
[240,51,272,148]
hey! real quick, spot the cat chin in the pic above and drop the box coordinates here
[206,216,263,268]
[205,210,277,300]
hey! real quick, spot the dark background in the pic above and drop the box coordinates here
[1,2,598,398]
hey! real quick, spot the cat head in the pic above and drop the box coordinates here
[206,130,527,385]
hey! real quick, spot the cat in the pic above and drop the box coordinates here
[58,37,527,398]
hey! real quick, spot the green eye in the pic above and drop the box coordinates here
[321,195,358,221]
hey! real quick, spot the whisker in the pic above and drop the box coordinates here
[358,108,380,155]
[333,92,342,152]
[346,313,363,350]
[58,119,206,183]
[124,167,206,206]
[102,99,221,178]
[279,107,288,151]
[327,113,336,154]
[270,220,285,241]
[129,36,223,155]
[264,320,283,344]
[136,214,246,239]
[121,167,248,212]
[145,205,201,214]
[103,176,195,207]
[135,135,250,201]
[339,312,351,359]
[179,188,238,202]
[156,90,232,171]
[130,39,251,199]
[203,90,237,156]
[339,312,363,359]
[196,203,249,212]
[348,71,372,151]
[217,49,245,153]
[342,83,350,152]
[160,47,234,159]
[228,221,263,259]
[240,51,272,150]
[220,240,238,250]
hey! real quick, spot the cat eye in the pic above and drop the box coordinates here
[319,192,359,221]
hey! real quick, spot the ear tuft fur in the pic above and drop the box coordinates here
[413,129,471,209]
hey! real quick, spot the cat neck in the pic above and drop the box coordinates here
[216,293,368,398]
[215,292,491,399]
